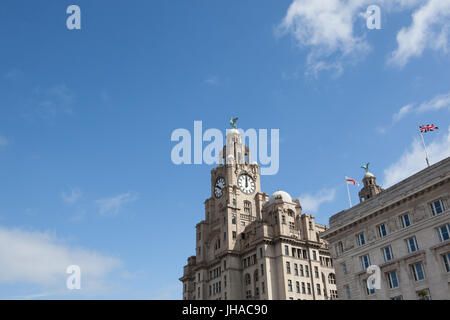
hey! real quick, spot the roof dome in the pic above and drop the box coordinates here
[269,190,292,204]
[364,172,375,178]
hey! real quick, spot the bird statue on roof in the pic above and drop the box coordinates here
[230,117,238,129]
[361,162,370,173]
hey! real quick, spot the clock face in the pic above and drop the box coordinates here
[238,174,255,195]
[214,177,226,198]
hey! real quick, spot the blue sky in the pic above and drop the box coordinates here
[0,0,449,299]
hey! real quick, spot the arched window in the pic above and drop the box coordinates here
[328,273,336,285]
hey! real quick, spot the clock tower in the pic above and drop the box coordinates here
[180,122,336,301]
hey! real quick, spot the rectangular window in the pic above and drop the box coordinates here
[286,262,291,274]
[307,283,311,295]
[312,250,317,260]
[382,246,394,262]
[292,248,296,257]
[442,253,450,272]
[224,232,227,241]
[296,281,300,293]
[232,231,236,239]
[260,247,264,258]
[357,233,366,246]
[400,214,411,228]
[285,245,289,256]
[316,284,321,295]
[344,285,351,300]
[437,224,450,242]
[337,241,344,254]
[288,280,292,292]
[262,282,265,294]
[391,295,403,300]
[406,236,419,253]
[314,266,319,278]
[411,263,425,281]
[261,263,265,276]
[377,224,388,237]
[305,265,309,277]
[360,254,371,270]
[430,199,444,216]
[301,282,306,294]
[387,271,399,289]
[294,263,298,276]
[342,263,348,275]
[366,284,375,296]
[299,265,304,277]
[198,232,202,240]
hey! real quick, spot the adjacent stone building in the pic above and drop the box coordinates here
[322,157,450,300]
[180,129,337,300]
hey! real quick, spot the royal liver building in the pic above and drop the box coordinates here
[180,127,337,300]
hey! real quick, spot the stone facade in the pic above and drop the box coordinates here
[180,129,337,300]
[322,157,450,300]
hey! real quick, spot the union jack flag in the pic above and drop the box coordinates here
[419,124,439,133]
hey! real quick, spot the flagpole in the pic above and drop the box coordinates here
[419,131,430,167]
[346,179,352,208]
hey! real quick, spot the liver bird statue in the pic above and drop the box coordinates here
[229,117,238,129]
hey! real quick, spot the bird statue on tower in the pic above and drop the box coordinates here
[230,117,238,129]
[361,162,370,173]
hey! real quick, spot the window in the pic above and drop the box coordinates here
[244,201,251,214]
[282,215,286,224]
[288,280,293,292]
[240,221,245,227]
[442,253,450,272]
[299,265,304,277]
[406,236,419,253]
[224,232,227,241]
[312,250,317,260]
[400,214,411,228]
[224,275,227,287]
[302,249,308,259]
[294,264,298,276]
[341,263,348,275]
[296,281,300,293]
[330,290,338,299]
[305,265,309,277]
[360,254,371,270]
[307,283,311,294]
[357,233,366,246]
[387,271,399,289]
[416,289,431,300]
[232,198,237,207]
[232,231,236,239]
[382,246,394,262]
[261,264,265,276]
[286,262,291,274]
[260,247,264,258]
[437,224,450,242]
[344,285,351,300]
[246,290,252,299]
[391,295,403,300]
[301,282,306,294]
[232,216,236,224]
[314,266,319,278]
[430,199,444,216]
[316,284,321,295]
[411,263,425,281]
[198,232,202,240]
[366,282,375,296]
[197,287,200,298]
[289,222,295,229]
[262,282,265,294]
[245,273,251,285]
[337,241,344,254]
[328,273,336,284]
[377,224,388,237]
[292,248,296,257]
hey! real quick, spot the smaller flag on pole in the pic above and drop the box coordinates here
[345,176,359,186]
[419,124,439,133]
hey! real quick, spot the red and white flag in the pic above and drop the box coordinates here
[345,176,359,186]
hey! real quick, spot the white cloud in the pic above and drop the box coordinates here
[383,125,450,187]
[393,104,414,122]
[389,0,450,67]
[417,92,450,112]
[61,187,82,205]
[205,76,219,85]
[0,136,8,147]
[0,226,122,296]
[96,192,138,216]
[299,188,336,212]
